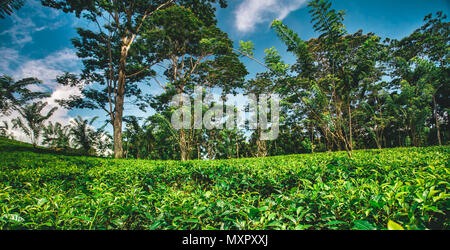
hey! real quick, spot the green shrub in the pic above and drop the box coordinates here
[0,137,448,230]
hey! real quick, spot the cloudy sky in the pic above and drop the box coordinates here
[0,0,449,142]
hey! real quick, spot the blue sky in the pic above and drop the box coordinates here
[0,0,449,140]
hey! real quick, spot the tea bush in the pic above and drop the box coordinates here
[0,138,448,230]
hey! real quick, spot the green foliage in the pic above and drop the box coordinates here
[267,1,389,157]
[0,75,50,115]
[42,121,71,150]
[308,0,346,42]
[264,47,289,75]
[43,0,231,159]
[0,138,448,230]
[69,116,111,156]
[238,40,255,57]
[388,13,449,147]
[0,0,25,18]
[11,101,58,147]
[0,121,14,140]
[387,220,404,230]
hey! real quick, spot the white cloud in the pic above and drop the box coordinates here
[234,0,306,33]
[0,47,20,73]
[0,15,36,45]
[0,0,65,47]
[13,49,79,88]
[27,0,62,19]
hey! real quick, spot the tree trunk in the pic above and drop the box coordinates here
[113,110,124,158]
[256,128,267,158]
[125,135,129,159]
[112,41,130,159]
[177,89,191,161]
[375,132,382,150]
[433,95,442,146]
[179,128,189,161]
[411,121,418,147]
[348,105,353,151]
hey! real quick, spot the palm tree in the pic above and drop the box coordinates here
[42,121,71,149]
[0,75,50,115]
[96,131,113,157]
[69,116,113,156]
[69,116,99,154]
[0,0,25,18]
[0,121,14,139]
[11,101,57,146]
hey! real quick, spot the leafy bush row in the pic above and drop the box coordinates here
[0,138,448,230]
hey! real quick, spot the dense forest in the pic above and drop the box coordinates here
[0,0,448,161]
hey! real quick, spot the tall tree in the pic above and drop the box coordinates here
[391,12,449,146]
[239,46,289,157]
[44,0,228,158]
[270,0,384,157]
[147,5,246,160]
[11,101,57,146]
[388,57,436,147]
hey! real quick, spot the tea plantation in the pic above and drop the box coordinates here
[0,138,448,230]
